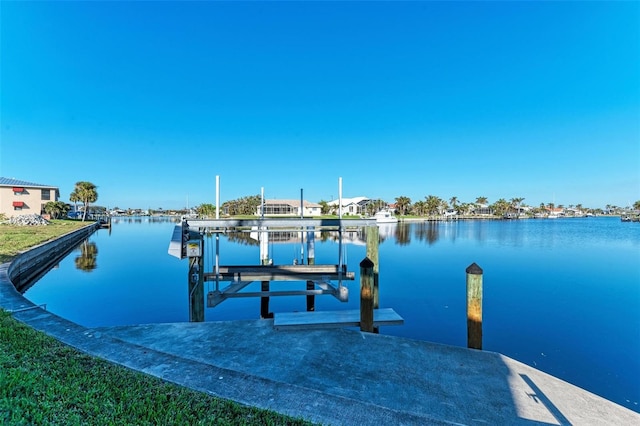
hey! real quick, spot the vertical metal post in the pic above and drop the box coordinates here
[338,177,343,219]
[466,262,483,350]
[215,233,220,291]
[215,175,220,219]
[300,188,304,263]
[215,175,220,291]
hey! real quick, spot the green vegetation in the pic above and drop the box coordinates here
[222,195,261,216]
[196,203,217,217]
[43,201,71,219]
[0,310,311,425]
[0,220,90,264]
[70,181,98,221]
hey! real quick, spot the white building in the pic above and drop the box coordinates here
[256,199,322,217]
[327,196,370,216]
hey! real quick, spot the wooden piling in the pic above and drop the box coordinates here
[366,226,380,333]
[360,257,375,332]
[260,228,272,319]
[260,280,272,319]
[466,262,483,350]
[188,254,204,322]
[306,259,316,311]
[306,227,315,311]
[260,258,272,319]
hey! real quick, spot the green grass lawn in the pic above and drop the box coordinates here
[0,220,91,264]
[0,311,310,425]
[0,221,314,425]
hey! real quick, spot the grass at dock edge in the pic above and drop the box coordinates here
[0,310,313,425]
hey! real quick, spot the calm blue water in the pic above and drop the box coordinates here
[23,216,640,412]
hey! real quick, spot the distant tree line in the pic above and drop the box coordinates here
[221,195,261,216]
[201,195,640,218]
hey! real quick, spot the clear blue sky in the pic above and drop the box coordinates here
[1,1,638,210]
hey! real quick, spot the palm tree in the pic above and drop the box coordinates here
[475,196,488,205]
[70,181,98,222]
[509,197,525,215]
[44,201,70,219]
[395,196,412,216]
[633,200,640,210]
[413,200,426,216]
[424,195,442,216]
[491,198,511,216]
[318,200,331,215]
[196,203,217,218]
[511,197,524,208]
[440,199,449,214]
[449,196,458,211]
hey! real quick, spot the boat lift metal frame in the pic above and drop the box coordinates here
[169,217,375,311]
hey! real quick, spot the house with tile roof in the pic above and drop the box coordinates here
[256,199,322,217]
[0,177,60,218]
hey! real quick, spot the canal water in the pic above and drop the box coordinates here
[23,216,640,412]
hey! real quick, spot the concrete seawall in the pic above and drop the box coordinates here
[3,222,99,301]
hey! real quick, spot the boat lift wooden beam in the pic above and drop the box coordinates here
[203,264,354,283]
[207,279,348,308]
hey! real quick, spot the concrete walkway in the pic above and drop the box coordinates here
[2,257,639,425]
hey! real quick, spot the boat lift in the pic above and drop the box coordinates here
[169,217,376,321]
[168,177,402,329]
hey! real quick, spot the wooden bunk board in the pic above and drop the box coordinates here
[204,264,354,282]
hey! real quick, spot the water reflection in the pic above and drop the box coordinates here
[225,230,260,246]
[394,222,411,245]
[220,224,434,247]
[110,216,182,225]
[413,222,440,245]
[75,241,98,272]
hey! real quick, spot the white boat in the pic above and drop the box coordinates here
[374,210,398,223]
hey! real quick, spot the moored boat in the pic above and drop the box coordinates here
[374,210,398,224]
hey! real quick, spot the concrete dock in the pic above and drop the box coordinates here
[2,283,639,425]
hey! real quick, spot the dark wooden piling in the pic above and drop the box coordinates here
[260,257,272,319]
[306,227,315,311]
[366,226,380,333]
[360,257,375,332]
[466,262,483,349]
[188,253,204,322]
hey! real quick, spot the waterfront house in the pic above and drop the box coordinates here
[0,177,60,218]
[564,208,584,217]
[327,196,370,216]
[546,207,565,217]
[256,199,322,217]
[472,203,494,216]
